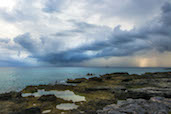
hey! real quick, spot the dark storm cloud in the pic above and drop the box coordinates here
[14,33,38,53]
[162,2,171,25]
[0,59,27,67]
[13,2,171,65]
[35,51,91,64]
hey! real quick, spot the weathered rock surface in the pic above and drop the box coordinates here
[85,86,112,91]
[89,77,103,82]
[13,107,41,114]
[67,78,87,83]
[113,86,171,100]
[97,97,171,114]
[129,87,171,98]
[101,72,129,80]
[38,95,57,102]
[0,92,21,101]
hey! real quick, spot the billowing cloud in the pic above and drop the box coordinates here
[0,0,171,67]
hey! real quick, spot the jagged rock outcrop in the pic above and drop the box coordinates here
[97,97,171,114]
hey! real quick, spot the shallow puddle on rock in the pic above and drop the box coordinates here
[22,89,86,102]
[42,109,51,114]
[56,103,78,110]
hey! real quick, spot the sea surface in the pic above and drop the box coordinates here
[0,67,170,93]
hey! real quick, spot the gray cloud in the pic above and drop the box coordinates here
[14,33,38,53]
[0,38,10,43]
[43,0,70,13]
[1,0,171,66]
[83,0,167,26]
[0,59,27,67]
[0,0,43,22]
[27,2,171,65]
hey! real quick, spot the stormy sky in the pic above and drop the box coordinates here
[0,0,171,67]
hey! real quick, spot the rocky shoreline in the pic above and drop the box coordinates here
[0,72,171,114]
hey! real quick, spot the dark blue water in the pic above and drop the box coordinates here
[0,67,169,93]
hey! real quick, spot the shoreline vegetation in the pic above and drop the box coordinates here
[0,72,171,114]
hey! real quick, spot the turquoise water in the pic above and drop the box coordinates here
[0,67,169,93]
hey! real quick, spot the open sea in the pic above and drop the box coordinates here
[0,67,170,94]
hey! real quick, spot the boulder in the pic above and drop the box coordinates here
[87,73,94,76]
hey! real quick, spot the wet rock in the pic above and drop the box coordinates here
[0,92,21,101]
[110,72,129,75]
[89,77,103,82]
[142,72,171,78]
[97,97,171,114]
[22,86,38,93]
[15,107,41,114]
[121,78,133,82]
[87,73,94,76]
[101,72,129,80]
[100,74,113,80]
[102,76,112,80]
[38,95,57,102]
[113,86,171,100]
[67,78,87,83]
[112,86,127,91]
[79,99,116,114]
[129,87,171,98]
[85,86,112,91]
